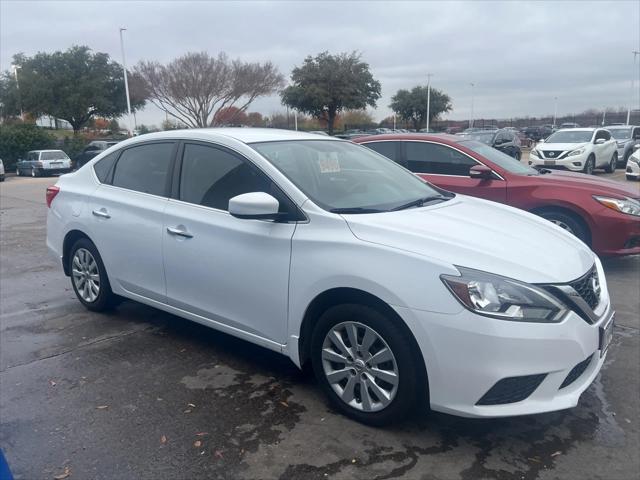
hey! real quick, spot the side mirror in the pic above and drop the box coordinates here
[634,144,640,150]
[595,138,606,145]
[229,192,281,220]
[469,164,493,180]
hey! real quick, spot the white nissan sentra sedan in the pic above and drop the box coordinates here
[46,129,614,425]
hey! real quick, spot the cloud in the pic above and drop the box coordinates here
[1,0,638,126]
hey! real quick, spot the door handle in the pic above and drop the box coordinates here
[92,208,111,219]
[167,226,193,238]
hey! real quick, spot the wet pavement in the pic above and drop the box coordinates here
[1,175,639,480]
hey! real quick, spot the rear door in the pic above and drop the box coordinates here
[86,141,176,302]
[402,141,507,203]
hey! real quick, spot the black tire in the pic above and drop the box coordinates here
[538,210,589,244]
[621,150,630,166]
[627,175,639,181]
[310,303,425,426]
[583,155,595,175]
[604,153,617,173]
[0,175,4,182]
[69,238,117,312]
[31,167,39,177]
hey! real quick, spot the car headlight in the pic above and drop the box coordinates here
[530,149,540,157]
[567,148,585,157]
[441,267,568,323]
[593,196,640,216]
[630,155,640,165]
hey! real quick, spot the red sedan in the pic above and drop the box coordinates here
[355,134,640,257]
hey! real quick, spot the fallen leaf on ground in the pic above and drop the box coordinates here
[280,401,289,408]
[49,380,57,387]
[187,403,196,408]
[53,466,71,479]
[194,440,202,448]
[160,435,167,444]
[96,405,108,410]
[195,432,208,436]
[214,450,224,459]
[183,409,192,414]
[551,451,562,457]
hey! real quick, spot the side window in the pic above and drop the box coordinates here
[93,152,119,183]
[405,142,477,175]
[111,142,174,196]
[28,152,38,161]
[364,142,399,162]
[180,143,274,211]
[633,127,640,139]
[602,130,611,141]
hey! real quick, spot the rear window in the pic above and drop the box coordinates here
[111,143,174,196]
[93,152,119,182]
[41,151,69,160]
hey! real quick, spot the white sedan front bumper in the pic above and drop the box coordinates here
[626,155,640,179]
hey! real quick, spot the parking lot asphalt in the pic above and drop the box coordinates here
[1,174,638,480]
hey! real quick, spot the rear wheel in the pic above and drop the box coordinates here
[583,155,595,175]
[311,304,424,426]
[538,210,589,244]
[31,167,38,177]
[69,238,116,312]
[604,153,617,173]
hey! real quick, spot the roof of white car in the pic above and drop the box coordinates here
[555,128,595,132]
[28,149,67,153]
[137,128,337,144]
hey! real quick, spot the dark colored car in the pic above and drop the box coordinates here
[464,128,522,159]
[74,140,121,168]
[355,134,640,257]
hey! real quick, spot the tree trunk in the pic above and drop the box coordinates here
[327,110,336,135]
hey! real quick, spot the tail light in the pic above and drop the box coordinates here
[46,185,60,208]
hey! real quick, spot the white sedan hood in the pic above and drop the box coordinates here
[343,196,594,284]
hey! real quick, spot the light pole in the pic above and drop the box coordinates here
[627,50,640,125]
[426,73,433,132]
[294,110,298,131]
[11,64,23,120]
[393,113,396,130]
[553,96,558,128]
[469,82,475,129]
[119,27,134,136]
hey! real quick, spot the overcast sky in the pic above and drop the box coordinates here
[1,0,639,126]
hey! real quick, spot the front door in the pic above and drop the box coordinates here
[162,142,296,344]
[403,141,507,203]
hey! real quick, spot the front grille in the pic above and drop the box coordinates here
[542,150,565,159]
[569,266,600,310]
[476,374,547,405]
[560,354,593,389]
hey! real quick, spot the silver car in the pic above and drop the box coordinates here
[608,125,640,166]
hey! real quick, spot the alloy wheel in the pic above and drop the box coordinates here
[72,248,101,303]
[321,321,399,412]
[549,219,575,235]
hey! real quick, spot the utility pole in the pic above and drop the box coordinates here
[627,50,640,125]
[426,73,433,132]
[294,110,298,131]
[119,27,134,136]
[11,64,23,121]
[469,82,475,129]
[393,113,396,130]
[553,97,558,128]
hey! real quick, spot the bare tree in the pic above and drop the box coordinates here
[135,52,284,128]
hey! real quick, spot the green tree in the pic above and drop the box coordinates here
[281,51,381,135]
[0,124,54,169]
[4,46,146,132]
[390,85,452,131]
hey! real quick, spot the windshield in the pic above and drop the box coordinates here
[251,140,446,212]
[459,140,538,175]
[465,131,495,144]
[609,128,632,140]
[545,130,593,144]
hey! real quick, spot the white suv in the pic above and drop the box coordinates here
[529,128,618,174]
[46,129,614,425]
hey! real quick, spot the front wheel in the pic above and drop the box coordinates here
[538,210,589,244]
[583,156,595,175]
[311,304,424,426]
[604,153,617,173]
[69,238,117,312]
